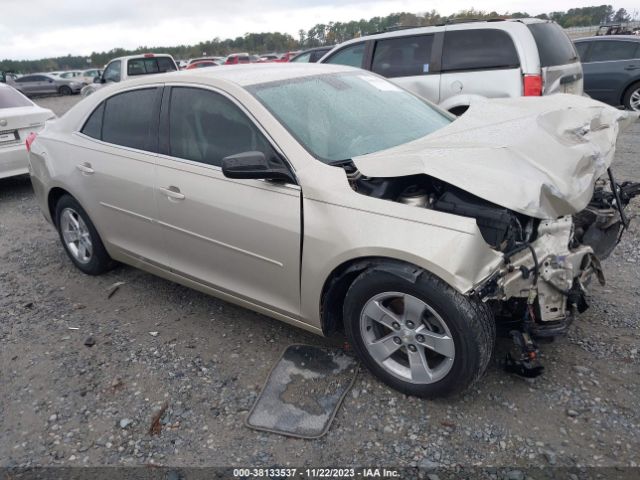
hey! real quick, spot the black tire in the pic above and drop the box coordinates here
[343,266,495,398]
[54,194,114,275]
[622,81,640,111]
[59,85,72,96]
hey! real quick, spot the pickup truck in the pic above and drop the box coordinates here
[81,53,178,97]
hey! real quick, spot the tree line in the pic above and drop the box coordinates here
[1,5,634,74]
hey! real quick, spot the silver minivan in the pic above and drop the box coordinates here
[320,18,583,114]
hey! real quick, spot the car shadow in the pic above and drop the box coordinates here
[0,174,33,199]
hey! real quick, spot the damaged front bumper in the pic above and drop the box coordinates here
[481,172,639,328]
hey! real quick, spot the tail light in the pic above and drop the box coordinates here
[25,132,37,152]
[523,74,542,96]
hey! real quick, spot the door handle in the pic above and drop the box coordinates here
[76,162,94,174]
[159,186,185,200]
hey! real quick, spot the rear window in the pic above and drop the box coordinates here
[372,35,434,78]
[127,57,176,76]
[442,29,519,72]
[0,87,32,108]
[528,23,579,67]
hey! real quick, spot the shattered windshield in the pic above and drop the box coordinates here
[249,72,451,163]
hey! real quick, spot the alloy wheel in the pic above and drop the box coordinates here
[359,291,455,384]
[60,208,93,264]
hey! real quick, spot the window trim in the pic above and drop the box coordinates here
[440,29,521,74]
[76,84,163,155]
[157,83,298,185]
[370,33,437,78]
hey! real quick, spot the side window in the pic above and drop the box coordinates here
[291,52,312,63]
[372,35,434,78]
[442,29,520,72]
[102,88,158,150]
[15,76,31,83]
[103,60,121,82]
[157,57,177,72]
[325,43,366,68]
[574,42,590,61]
[81,102,105,140]
[168,87,275,167]
[588,41,639,62]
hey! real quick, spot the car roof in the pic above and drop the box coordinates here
[331,17,548,45]
[575,35,640,42]
[122,63,358,88]
[111,54,175,62]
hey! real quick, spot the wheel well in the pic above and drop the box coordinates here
[320,257,425,335]
[47,187,70,226]
[448,106,469,116]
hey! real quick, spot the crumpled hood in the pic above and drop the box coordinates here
[353,94,637,219]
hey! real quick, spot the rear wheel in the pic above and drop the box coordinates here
[54,195,114,275]
[623,81,640,111]
[343,267,495,398]
[58,85,72,96]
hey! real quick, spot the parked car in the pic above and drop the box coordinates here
[186,60,218,69]
[57,70,83,79]
[276,51,301,62]
[224,53,251,65]
[81,54,178,97]
[290,46,334,63]
[12,73,83,96]
[27,64,638,397]
[574,35,640,111]
[258,54,281,62]
[320,18,583,114]
[0,83,54,179]
[187,57,224,66]
[78,69,102,85]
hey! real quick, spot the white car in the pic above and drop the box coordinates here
[320,18,583,115]
[0,83,54,179]
[81,54,178,97]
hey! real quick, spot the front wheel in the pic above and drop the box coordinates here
[343,267,495,398]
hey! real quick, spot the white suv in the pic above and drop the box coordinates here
[320,18,583,114]
[81,54,177,97]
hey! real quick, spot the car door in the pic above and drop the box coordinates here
[16,75,37,95]
[40,76,57,94]
[155,86,302,317]
[72,86,167,266]
[439,28,522,106]
[579,40,640,105]
[102,60,122,83]
[369,33,440,103]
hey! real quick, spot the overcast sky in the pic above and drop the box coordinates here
[1,0,639,60]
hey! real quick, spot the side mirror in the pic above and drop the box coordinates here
[93,76,102,84]
[222,151,295,183]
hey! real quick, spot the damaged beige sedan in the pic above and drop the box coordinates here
[27,64,639,397]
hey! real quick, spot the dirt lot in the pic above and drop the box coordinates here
[1,95,639,474]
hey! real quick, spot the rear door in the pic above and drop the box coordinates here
[527,22,583,95]
[155,86,302,317]
[71,86,166,265]
[578,39,640,105]
[439,28,522,105]
[15,75,37,95]
[369,33,440,103]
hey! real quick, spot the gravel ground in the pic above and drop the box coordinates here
[1,95,639,473]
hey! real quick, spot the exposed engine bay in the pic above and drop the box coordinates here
[338,160,640,377]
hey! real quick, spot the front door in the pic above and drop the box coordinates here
[155,86,301,316]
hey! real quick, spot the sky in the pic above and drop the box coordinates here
[1,0,639,60]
